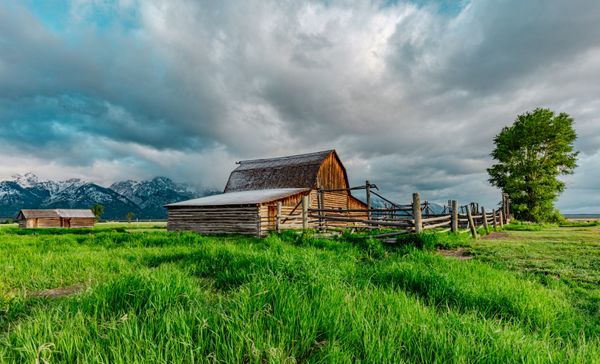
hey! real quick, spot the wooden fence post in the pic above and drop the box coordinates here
[318,188,325,231]
[451,200,458,233]
[466,208,478,239]
[276,202,282,233]
[413,192,422,233]
[492,209,497,230]
[502,193,510,224]
[498,211,504,228]
[481,206,489,233]
[505,194,510,224]
[302,195,308,231]
[366,180,371,221]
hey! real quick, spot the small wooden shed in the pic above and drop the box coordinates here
[166,150,367,236]
[17,209,96,228]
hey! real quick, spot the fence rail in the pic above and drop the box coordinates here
[272,189,510,240]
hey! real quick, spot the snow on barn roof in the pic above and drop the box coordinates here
[224,150,336,192]
[18,209,96,219]
[165,188,309,207]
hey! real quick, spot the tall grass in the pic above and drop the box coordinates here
[0,225,598,362]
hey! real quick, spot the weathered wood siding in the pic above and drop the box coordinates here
[258,189,368,234]
[18,217,95,228]
[167,205,260,235]
[259,196,311,234]
[21,218,61,228]
[316,153,349,191]
[316,153,368,211]
[68,218,95,228]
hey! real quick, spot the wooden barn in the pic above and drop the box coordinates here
[16,209,96,228]
[166,150,367,236]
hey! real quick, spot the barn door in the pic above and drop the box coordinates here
[268,205,276,231]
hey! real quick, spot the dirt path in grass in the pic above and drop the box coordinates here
[437,248,473,260]
[481,232,509,240]
[29,284,86,298]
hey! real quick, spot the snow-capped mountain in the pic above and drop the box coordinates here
[0,173,204,220]
[11,172,40,188]
[110,177,198,218]
[43,183,141,220]
[0,181,49,217]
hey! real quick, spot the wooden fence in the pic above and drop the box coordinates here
[273,188,510,240]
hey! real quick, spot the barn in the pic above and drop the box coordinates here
[166,150,367,236]
[16,209,96,228]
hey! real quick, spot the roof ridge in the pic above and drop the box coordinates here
[237,149,334,164]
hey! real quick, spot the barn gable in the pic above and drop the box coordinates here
[224,150,350,192]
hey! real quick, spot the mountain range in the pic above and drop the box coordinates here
[0,173,216,220]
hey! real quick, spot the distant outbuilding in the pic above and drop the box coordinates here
[166,150,367,236]
[16,209,96,228]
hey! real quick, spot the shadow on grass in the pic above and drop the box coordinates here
[142,247,319,292]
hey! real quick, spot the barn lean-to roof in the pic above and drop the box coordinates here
[166,188,309,207]
[18,209,95,219]
[224,149,349,192]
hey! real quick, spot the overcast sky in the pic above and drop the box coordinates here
[1,0,599,212]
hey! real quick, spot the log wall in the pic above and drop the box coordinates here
[24,218,61,228]
[167,205,260,236]
[68,218,96,228]
[19,217,96,228]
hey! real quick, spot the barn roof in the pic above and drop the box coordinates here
[224,150,339,192]
[165,188,309,207]
[55,209,96,218]
[18,209,95,219]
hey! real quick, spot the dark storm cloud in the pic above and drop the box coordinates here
[0,3,222,156]
[0,0,599,211]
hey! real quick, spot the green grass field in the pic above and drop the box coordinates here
[0,223,598,363]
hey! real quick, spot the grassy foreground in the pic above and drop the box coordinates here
[0,223,598,363]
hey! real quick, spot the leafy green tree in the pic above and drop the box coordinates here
[126,211,135,223]
[91,204,105,222]
[487,108,578,222]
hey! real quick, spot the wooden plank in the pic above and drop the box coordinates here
[422,215,451,223]
[302,195,308,230]
[466,208,478,239]
[371,230,409,238]
[276,202,281,233]
[366,180,371,221]
[308,214,411,228]
[481,207,489,233]
[423,220,451,230]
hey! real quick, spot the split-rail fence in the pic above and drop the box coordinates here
[270,183,510,239]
